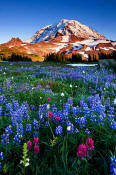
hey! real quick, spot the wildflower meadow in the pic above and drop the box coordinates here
[0,62,116,175]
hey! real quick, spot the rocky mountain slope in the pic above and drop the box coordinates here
[0,19,116,61]
[25,19,106,43]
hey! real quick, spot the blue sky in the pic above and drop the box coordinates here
[0,0,116,43]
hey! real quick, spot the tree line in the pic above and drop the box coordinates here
[1,53,32,62]
[45,51,116,63]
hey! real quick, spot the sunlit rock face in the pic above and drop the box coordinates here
[1,19,116,60]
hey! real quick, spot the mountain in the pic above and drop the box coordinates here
[25,19,106,43]
[0,19,116,61]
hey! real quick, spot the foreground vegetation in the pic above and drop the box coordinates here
[0,62,116,175]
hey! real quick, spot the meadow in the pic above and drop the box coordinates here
[0,62,116,175]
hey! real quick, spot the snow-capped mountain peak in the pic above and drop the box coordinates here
[25,19,106,44]
[1,19,116,61]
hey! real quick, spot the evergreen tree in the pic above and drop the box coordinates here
[71,54,82,62]
[6,53,32,62]
[88,54,91,62]
[45,53,67,62]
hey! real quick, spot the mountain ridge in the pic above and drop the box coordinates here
[0,19,116,61]
[24,19,106,43]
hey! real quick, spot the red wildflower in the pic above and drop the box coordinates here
[34,144,39,154]
[77,144,87,158]
[86,138,94,152]
[47,97,51,102]
[48,112,53,120]
[27,141,32,150]
[55,116,60,121]
[33,138,39,145]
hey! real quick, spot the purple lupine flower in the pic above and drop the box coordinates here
[33,131,39,138]
[80,99,85,107]
[109,119,116,129]
[1,133,9,145]
[0,152,3,161]
[0,106,2,116]
[75,116,87,128]
[44,121,49,127]
[75,128,79,134]
[105,97,111,107]
[5,126,12,135]
[25,124,32,132]
[33,119,39,130]
[6,103,13,114]
[16,124,23,136]
[13,134,22,145]
[97,113,106,126]
[0,95,6,104]
[90,115,97,123]
[110,156,116,175]
[55,126,63,135]
[85,128,90,135]
[107,107,114,115]
[12,100,19,110]
[67,97,73,106]
[72,106,80,115]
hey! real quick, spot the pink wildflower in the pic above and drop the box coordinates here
[86,138,94,152]
[47,97,51,102]
[34,144,39,154]
[27,141,32,150]
[33,138,39,145]
[48,112,53,120]
[55,116,60,121]
[77,144,87,158]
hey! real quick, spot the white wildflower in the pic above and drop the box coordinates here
[40,115,43,119]
[114,99,116,105]
[47,104,50,110]
[26,158,29,162]
[61,93,64,97]
[67,126,71,131]
[25,162,29,167]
